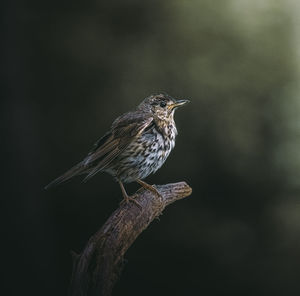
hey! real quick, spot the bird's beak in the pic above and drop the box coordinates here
[169,99,190,110]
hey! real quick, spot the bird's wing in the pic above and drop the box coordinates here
[45,111,153,189]
[82,112,153,181]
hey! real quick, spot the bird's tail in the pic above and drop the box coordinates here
[44,161,87,190]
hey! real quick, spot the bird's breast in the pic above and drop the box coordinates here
[144,123,177,169]
[110,122,177,182]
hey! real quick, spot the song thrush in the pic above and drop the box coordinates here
[45,92,189,205]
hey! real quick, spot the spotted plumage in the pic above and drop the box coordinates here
[45,92,189,204]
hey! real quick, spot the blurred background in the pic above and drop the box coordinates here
[3,0,300,295]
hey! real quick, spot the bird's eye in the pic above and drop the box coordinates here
[160,101,167,108]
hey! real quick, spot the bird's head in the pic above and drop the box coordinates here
[138,92,190,121]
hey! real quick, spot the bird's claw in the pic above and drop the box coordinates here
[136,180,163,202]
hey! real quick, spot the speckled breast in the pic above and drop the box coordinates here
[107,123,177,183]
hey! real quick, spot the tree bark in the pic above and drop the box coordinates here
[69,181,192,296]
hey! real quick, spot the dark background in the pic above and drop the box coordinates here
[3,0,300,295]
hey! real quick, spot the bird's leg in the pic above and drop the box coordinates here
[136,179,162,201]
[118,180,142,209]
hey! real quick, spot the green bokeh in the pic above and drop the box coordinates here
[4,0,300,295]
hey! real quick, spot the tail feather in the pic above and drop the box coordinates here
[44,161,86,190]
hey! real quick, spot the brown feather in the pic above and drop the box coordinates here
[45,92,188,190]
[83,114,153,181]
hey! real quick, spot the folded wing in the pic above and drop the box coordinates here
[45,111,153,189]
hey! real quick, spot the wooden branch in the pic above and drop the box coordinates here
[69,181,192,296]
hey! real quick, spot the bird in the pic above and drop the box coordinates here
[45,92,189,205]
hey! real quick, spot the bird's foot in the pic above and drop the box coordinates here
[136,179,163,202]
[120,194,143,210]
[118,180,142,209]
